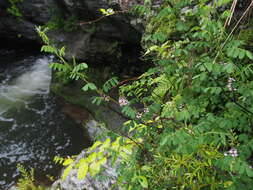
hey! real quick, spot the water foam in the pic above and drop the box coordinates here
[0,56,52,116]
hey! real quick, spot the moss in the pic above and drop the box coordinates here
[50,80,126,134]
[50,80,102,114]
[51,83,87,107]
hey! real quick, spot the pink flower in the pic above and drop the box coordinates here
[136,112,142,119]
[143,108,149,113]
[118,97,129,106]
[101,94,110,102]
[229,148,238,157]
[224,148,238,157]
[227,77,237,91]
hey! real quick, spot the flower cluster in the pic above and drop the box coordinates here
[136,112,142,119]
[224,148,238,157]
[118,97,129,106]
[143,108,149,113]
[101,94,110,102]
[227,77,237,91]
[136,108,149,119]
[178,104,185,111]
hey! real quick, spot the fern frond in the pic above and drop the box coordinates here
[151,74,172,100]
[41,45,58,54]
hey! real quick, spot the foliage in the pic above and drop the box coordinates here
[38,1,253,189]
[7,0,23,18]
[113,1,253,189]
[16,164,45,190]
[44,15,79,32]
[36,26,89,84]
[36,26,118,101]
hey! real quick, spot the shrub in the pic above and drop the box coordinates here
[38,1,253,189]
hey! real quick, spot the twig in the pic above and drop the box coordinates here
[115,76,140,87]
[78,10,129,26]
[224,0,238,27]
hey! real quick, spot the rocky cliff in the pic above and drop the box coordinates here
[0,0,142,63]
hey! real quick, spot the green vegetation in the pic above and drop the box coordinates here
[7,0,23,18]
[36,0,253,189]
[16,164,46,190]
[37,26,89,84]
[44,15,79,32]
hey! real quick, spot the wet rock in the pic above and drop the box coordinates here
[8,186,18,190]
[48,0,141,63]
[0,0,142,63]
[61,102,91,125]
[51,147,118,190]
[51,79,127,135]
[0,0,54,41]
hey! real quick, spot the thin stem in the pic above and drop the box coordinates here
[78,10,129,26]
[213,0,253,64]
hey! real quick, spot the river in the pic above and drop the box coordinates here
[0,50,90,189]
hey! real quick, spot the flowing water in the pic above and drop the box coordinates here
[0,51,89,189]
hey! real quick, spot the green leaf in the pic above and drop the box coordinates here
[217,0,232,6]
[176,21,188,31]
[122,144,133,155]
[62,165,73,180]
[224,63,234,73]
[204,62,213,72]
[86,152,97,163]
[92,96,103,105]
[41,45,57,54]
[89,161,101,176]
[63,158,74,166]
[138,176,148,188]
[82,83,97,91]
[246,167,253,177]
[98,157,107,165]
[103,77,119,93]
[82,84,89,91]
[77,160,88,179]
[122,106,136,119]
[88,83,97,90]
[246,51,253,60]
[88,141,102,153]
[238,164,246,175]
[176,110,190,121]
[238,49,245,59]
[59,46,66,56]
[99,138,111,152]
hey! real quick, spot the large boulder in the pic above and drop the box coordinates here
[0,0,142,63]
[51,146,118,190]
[0,0,53,41]
[48,0,142,63]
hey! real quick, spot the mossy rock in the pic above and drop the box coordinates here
[50,80,127,135]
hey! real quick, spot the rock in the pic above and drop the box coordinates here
[8,186,18,190]
[51,147,118,190]
[0,0,142,63]
[49,105,118,190]
[60,102,91,125]
[51,80,128,135]
[0,0,54,41]
[48,0,142,63]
